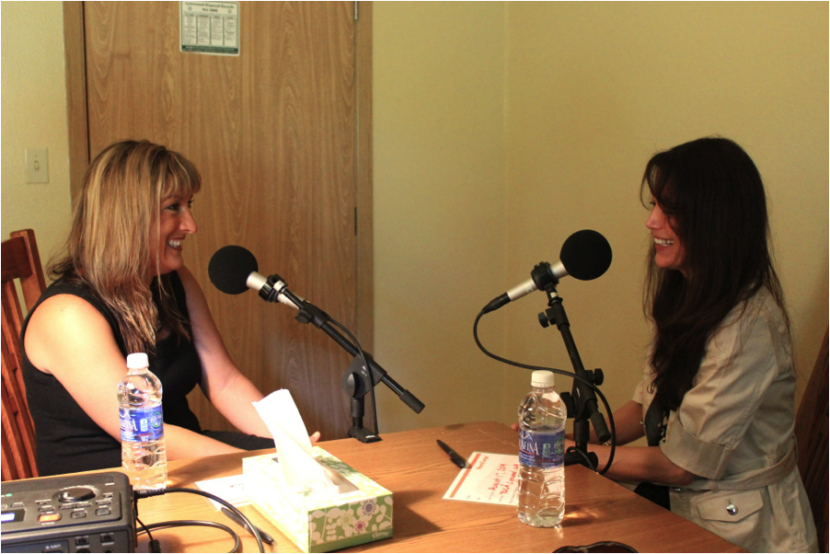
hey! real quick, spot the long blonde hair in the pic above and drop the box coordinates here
[49,140,201,353]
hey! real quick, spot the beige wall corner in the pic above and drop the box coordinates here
[1,2,72,269]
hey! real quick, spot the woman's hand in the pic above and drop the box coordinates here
[310,432,321,444]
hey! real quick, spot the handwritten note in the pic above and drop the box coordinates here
[443,452,520,506]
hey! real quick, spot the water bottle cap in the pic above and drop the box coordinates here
[126,353,149,369]
[531,370,554,388]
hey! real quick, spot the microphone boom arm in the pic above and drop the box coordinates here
[262,275,425,415]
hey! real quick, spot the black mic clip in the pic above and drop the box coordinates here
[530,261,560,293]
[268,279,331,329]
[259,274,284,303]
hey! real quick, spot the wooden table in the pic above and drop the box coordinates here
[128,421,742,553]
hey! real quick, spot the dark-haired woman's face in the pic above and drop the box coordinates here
[646,200,686,273]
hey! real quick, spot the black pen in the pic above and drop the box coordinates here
[220,506,275,545]
[437,439,467,469]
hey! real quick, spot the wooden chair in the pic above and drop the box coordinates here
[795,327,829,552]
[1,229,46,481]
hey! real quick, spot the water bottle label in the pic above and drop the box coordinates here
[519,428,565,468]
[120,406,164,442]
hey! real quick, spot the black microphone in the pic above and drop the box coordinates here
[482,229,612,314]
[208,245,300,309]
[208,245,426,418]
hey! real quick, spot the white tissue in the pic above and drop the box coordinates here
[253,390,334,490]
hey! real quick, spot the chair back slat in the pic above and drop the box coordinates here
[796,327,829,553]
[1,229,44,481]
[1,397,29,480]
[11,229,46,311]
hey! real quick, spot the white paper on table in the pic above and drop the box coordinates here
[195,474,250,509]
[442,452,520,506]
[252,389,335,490]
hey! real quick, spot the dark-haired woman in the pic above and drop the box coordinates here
[566,138,817,552]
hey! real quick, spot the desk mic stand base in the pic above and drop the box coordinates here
[564,450,599,469]
[349,426,382,443]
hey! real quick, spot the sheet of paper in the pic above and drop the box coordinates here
[195,473,252,509]
[443,452,520,506]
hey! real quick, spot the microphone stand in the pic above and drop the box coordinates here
[537,283,610,469]
[343,354,383,443]
[260,275,425,443]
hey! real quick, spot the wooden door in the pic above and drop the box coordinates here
[70,1,373,440]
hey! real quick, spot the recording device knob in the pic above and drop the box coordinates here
[57,487,96,503]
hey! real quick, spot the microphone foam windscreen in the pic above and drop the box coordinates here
[208,245,259,294]
[560,230,612,281]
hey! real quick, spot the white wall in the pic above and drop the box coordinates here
[1,1,73,267]
[373,2,509,431]
[374,2,828,431]
[501,2,829,421]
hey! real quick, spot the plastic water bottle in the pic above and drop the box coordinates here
[517,370,567,527]
[117,353,167,490]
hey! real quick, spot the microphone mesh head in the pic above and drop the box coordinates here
[208,245,258,294]
[560,230,612,281]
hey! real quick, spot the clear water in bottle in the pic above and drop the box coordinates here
[518,370,567,527]
[117,353,167,491]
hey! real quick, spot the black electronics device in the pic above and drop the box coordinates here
[1,471,136,553]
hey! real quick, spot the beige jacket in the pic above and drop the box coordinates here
[633,288,818,552]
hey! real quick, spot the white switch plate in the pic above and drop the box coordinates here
[26,148,49,183]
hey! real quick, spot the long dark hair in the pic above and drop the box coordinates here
[642,137,787,412]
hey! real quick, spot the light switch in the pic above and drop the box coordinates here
[26,148,49,184]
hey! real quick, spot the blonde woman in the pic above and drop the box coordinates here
[21,140,315,476]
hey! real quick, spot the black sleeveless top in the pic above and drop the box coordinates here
[20,272,203,476]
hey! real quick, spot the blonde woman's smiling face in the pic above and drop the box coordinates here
[150,193,197,278]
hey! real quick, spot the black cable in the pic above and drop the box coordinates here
[137,520,240,553]
[330,318,379,435]
[134,487,265,553]
[473,309,616,474]
[134,493,157,548]
[135,494,161,552]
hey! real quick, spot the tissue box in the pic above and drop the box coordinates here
[243,448,393,552]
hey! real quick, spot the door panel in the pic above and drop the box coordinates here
[83,1,358,439]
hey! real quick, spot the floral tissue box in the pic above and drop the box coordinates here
[243,448,393,552]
